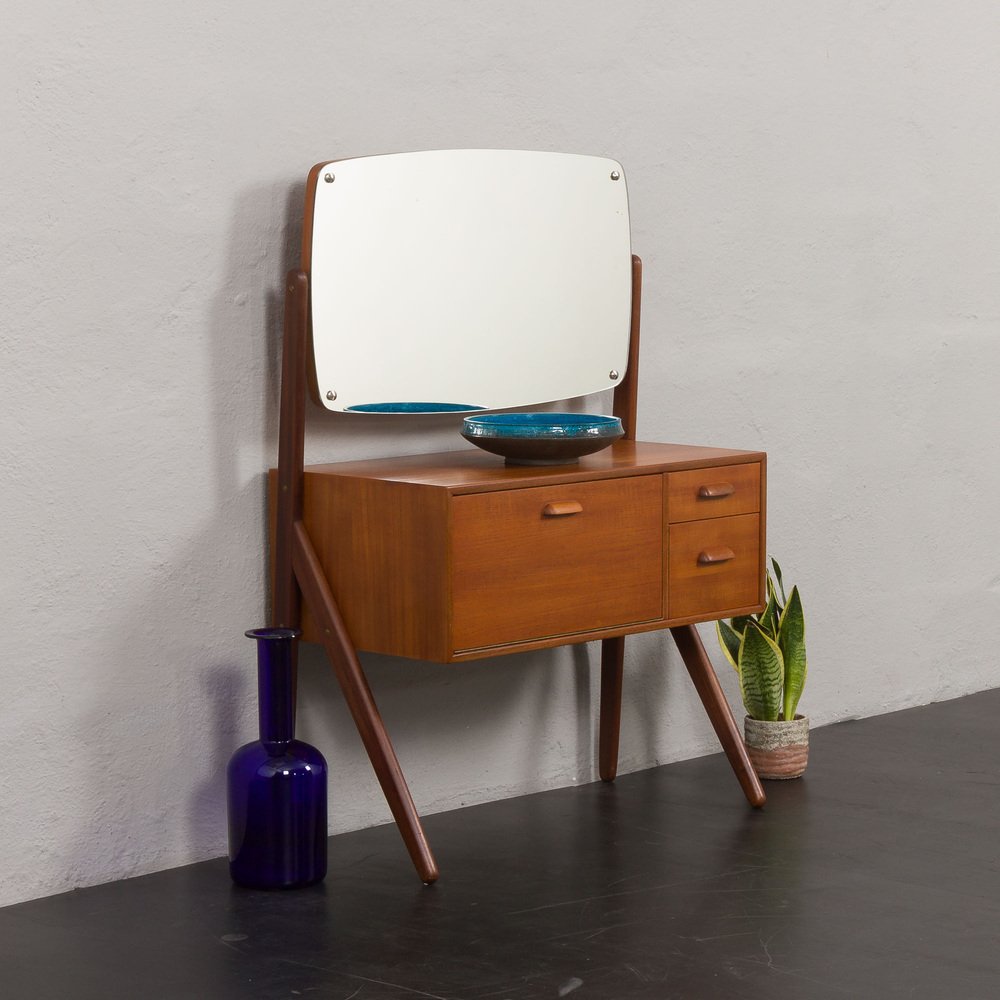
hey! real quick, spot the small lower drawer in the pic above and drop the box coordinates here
[667,513,761,620]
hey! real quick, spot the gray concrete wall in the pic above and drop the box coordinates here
[3,1,999,906]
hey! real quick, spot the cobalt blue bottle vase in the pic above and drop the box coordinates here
[227,628,327,889]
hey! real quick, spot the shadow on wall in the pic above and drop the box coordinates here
[61,179,306,887]
[57,176,301,888]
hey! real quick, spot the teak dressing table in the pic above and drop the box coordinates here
[269,152,767,885]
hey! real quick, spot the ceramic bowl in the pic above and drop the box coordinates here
[461,413,624,466]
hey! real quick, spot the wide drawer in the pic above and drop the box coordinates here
[667,463,761,522]
[668,513,761,620]
[451,476,663,651]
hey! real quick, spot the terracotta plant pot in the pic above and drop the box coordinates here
[744,715,809,779]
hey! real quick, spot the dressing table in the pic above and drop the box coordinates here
[269,151,766,885]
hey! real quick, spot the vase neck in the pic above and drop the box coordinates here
[246,628,299,745]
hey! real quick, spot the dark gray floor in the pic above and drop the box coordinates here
[3,690,1000,999]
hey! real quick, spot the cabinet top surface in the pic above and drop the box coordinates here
[300,440,765,493]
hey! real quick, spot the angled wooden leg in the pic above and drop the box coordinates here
[599,637,625,781]
[292,521,440,884]
[271,271,310,711]
[670,624,766,808]
[272,271,308,631]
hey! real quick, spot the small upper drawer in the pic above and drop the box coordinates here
[667,463,761,523]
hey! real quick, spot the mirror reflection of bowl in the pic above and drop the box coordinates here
[461,413,624,466]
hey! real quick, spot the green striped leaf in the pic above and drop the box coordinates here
[738,622,784,722]
[716,619,742,671]
[771,556,787,605]
[730,615,753,636]
[777,585,807,721]
[767,568,784,620]
[757,581,780,640]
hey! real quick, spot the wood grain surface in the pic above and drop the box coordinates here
[666,462,761,523]
[276,449,767,661]
[451,476,663,651]
[299,473,451,661]
[667,513,761,620]
[303,441,765,493]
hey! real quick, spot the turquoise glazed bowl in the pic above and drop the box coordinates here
[461,412,624,466]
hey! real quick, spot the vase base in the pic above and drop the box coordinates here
[230,871,326,891]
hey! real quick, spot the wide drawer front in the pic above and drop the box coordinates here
[667,463,761,522]
[452,476,663,651]
[668,513,761,620]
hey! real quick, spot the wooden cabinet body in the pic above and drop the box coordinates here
[275,441,766,663]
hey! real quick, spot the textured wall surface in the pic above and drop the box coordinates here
[2,1,999,906]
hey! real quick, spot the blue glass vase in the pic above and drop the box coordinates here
[227,628,328,889]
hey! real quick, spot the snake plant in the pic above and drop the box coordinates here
[716,557,807,722]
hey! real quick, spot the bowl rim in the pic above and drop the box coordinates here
[462,412,623,437]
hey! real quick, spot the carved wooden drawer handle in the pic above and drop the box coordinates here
[698,482,736,499]
[542,501,583,517]
[698,547,735,565]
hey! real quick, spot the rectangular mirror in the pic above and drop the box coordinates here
[304,149,633,413]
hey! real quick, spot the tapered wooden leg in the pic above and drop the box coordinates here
[292,521,440,883]
[272,270,308,632]
[271,271,310,709]
[599,637,625,781]
[670,624,766,808]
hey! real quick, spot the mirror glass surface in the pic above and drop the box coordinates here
[307,149,632,413]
